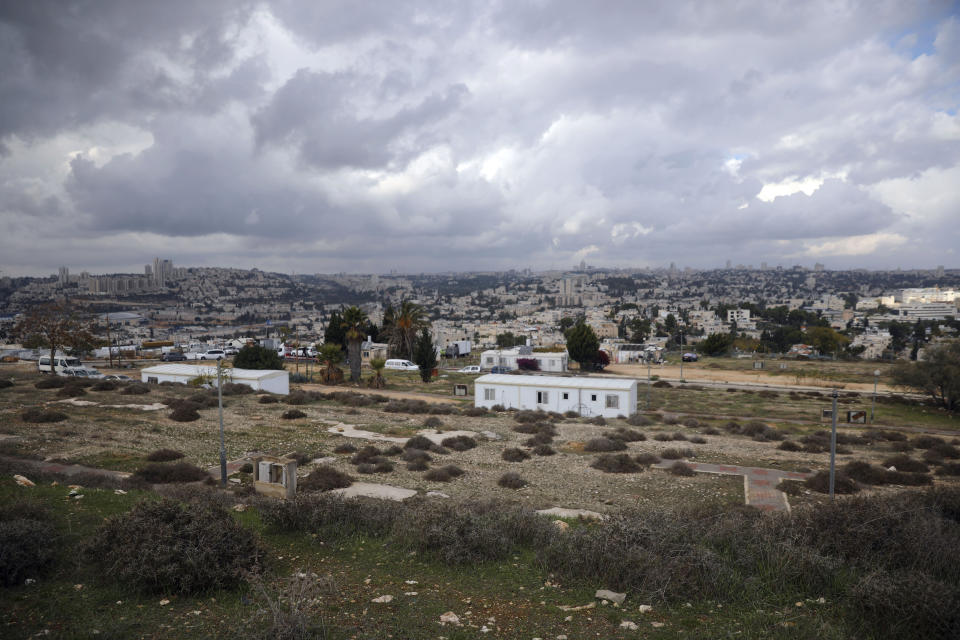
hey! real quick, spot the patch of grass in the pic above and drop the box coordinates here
[0,499,59,586]
[145,448,185,462]
[133,462,208,484]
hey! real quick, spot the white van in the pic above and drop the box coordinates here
[38,355,82,375]
[384,359,419,371]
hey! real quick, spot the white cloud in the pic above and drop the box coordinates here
[796,232,908,257]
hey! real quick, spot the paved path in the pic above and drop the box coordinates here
[653,460,811,512]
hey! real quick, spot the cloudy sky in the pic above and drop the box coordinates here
[1,1,958,277]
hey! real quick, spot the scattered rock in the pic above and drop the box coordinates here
[426,491,450,499]
[159,599,170,606]
[620,620,638,630]
[596,589,626,604]
[553,520,570,532]
[232,504,247,512]
[651,621,665,628]
[439,611,461,626]
[114,489,127,495]
[558,602,595,612]
[637,604,653,613]
[480,431,501,440]
[372,595,393,603]
[404,591,418,596]
[13,474,35,487]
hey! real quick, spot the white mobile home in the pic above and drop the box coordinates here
[474,374,637,418]
[479,347,568,372]
[140,364,290,395]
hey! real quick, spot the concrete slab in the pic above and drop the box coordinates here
[325,423,478,445]
[331,482,418,502]
[536,507,607,520]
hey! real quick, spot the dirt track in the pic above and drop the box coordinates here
[605,363,897,393]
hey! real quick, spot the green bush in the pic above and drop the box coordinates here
[82,498,264,594]
[232,344,285,370]
[146,449,185,462]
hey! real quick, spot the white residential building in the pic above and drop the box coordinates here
[479,347,568,372]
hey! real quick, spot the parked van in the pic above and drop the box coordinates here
[37,355,82,375]
[384,359,419,371]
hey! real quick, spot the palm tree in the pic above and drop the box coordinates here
[367,357,386,389]
[393,300,426,360]
[318,343,344,385]
[340,306,368,384]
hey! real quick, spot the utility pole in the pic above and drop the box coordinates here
[646,357,652,410]
[829,388,838,501]
[871,369,880,423]
[217,359,227,488]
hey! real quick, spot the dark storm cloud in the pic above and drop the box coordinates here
[0,1,957,275]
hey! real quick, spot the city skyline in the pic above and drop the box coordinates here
[1,2,958,277]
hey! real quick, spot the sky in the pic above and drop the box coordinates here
[1,0,958,278]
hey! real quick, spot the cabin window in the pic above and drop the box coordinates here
[605,394,619,409]
[537,391,549,404]
[562,392,569,400]
[591,394,597,402]
[486,357,494,364]
[484,388,496,401]
[147,377,158,384]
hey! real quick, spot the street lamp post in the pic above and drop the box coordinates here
[678,331,684,380]
[217,359,227,488]
[646,357,652,410]
[829,388,838,501]
[871,369,880,423]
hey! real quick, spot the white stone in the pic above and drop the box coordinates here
[439,611,461,626]
[620,620,638,630]
[13,474,35,487]
[595,589,626,604]
[331,482,417,502]
[372,595,393,603]
[637,605,653,613]
[426,491,450,498]
[651,622,665,628]
[537,507,606,520]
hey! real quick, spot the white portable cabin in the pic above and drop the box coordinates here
[474,374,637,418]
[479,348,568,372]
[139,364,290,395]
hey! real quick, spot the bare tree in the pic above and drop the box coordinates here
[13,302,98,371]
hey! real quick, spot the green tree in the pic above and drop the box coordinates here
[496,332,526,348]
[565,321,599,369]
[892,340,960,412]
[413,328,437,383]
[341,306,368,383]
[804,326,849,357]
[14,302,98,373]
[232,344,285,370]
[558,316,576,332]
[324,310,346,349]
[698,333,733,356]
[389,301,427,360]
[628,318,651,343]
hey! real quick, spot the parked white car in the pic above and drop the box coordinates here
[384,359,419,371]
[199,349,226,360]
[458,365,481,374]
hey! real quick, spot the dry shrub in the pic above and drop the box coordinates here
[382,445,403,456]
[82,498,263,594]
[882,454,929,473]
[805,470,859,494]
[0,500,59,586]
[681,417,700,428]
[56,383,86,397]
[146,448,185,462]
[424,465,464,482]
[462,407,488,417]
[591,454,643,473]
[663,415,680,425]
[401,449,431,463]
[300,465,353,492]
[288,451,312,466]
[936,463,960,476]
[626,414,653,427]
[611,428,646,442]
[524,433,554,447]
[350,446,382,465]
[652,380,672,388]
[429,444,449,455]
[670,461,696,476]
[92,380,118,391]
[588,416,607,426]
[852,569,960,640]
[653,433,672,442]
[778,440,803,452]
[914,436,946,449]
[258,395,280,404]
[563,410,579,418]
[423,416,443,428]
[21,408,68,423]
[689,436,707,445]
[723,420,741,432]
[281,409,307,420]
[583,437,627,452]
[121,383,151,395]
[407,459,429,471]
[930,443,960,459]
[502,448,531,462]
[844,460,931,486]
[286,391,310,405]
[491,404,507,412]
[35,376,67,389]
[498,472,528,489]
[134,461,208,484]
[702,427,721,435]
[532,444,556,456]
[169,404,201,422]
[404,435,434,450]
[660,448,694,460]
[332,443,357,454]
[634,452,661,465]
[738,421,785,441]
[671,432,689,441]
[514,410,547,424]
[442,435,478,452]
